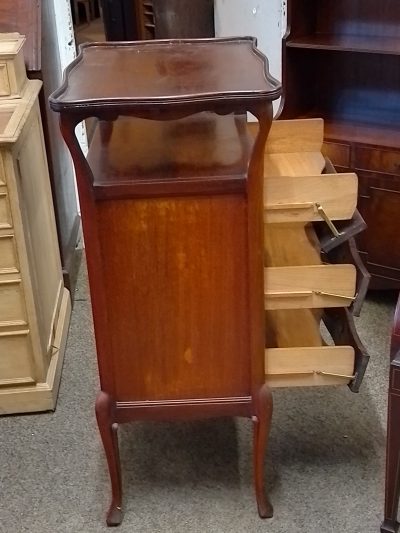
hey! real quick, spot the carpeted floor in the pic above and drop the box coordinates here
[0,260,397,533]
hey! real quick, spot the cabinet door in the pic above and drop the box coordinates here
[356,170,400,288]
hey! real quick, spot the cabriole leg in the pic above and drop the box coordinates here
[253,383,274,519]
[95,391,123,526]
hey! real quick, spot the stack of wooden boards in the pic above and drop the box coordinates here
[250,118,370,392]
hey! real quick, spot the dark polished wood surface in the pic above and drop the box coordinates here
[87,113,253,198]
[280,0,400,288]
[50,37,281,111]
[50,39,280,525]
[153,0,214,39]
[0,0,41,71]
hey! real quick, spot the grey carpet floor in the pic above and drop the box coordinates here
[0,260,397,533]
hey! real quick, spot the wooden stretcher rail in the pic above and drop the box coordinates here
[264,264,356,310]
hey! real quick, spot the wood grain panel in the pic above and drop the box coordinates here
[264,173,357,223]
[265,345,355,388]
[0,64,10,97]
[97,195,251,402]
[264,152,326,177]
[14,108,63,356]
[0,277,26,323]
[0,187,12,228]
[264,264,356,310]
[0,329,34,384]
[322,142,351,168]
[0,234,18,273]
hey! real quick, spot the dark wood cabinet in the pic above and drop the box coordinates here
[101,0,214,40]
[280,0,400,288]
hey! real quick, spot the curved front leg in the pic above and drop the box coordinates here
[95,391,123,526]
[253,383,274,518]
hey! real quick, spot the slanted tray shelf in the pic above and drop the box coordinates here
[262,117,369,392]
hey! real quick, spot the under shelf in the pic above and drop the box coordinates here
[287,34,400,56]
[87,113,252,199]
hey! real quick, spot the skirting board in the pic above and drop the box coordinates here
[0,288,71,415]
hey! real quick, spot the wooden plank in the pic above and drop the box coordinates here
[264,222,321,267]
[264,223,322,349]
[264,173,358,223]
[266,308,324,349]
[248,118,324,153]
[265,345,355,387]
[264,152,326,177]
[264,264,356,309]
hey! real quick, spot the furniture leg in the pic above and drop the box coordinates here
[253,383,274,518]
[381,369,400,533]
[95,391,123,527]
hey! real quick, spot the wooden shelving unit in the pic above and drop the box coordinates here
[280,0,400,288]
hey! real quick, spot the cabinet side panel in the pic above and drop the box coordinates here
[14,109,63,357]
[96,195,251,401]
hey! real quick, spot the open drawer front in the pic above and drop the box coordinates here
[264,264,356,310]
[264,173,358,224]
[265,307,369,392]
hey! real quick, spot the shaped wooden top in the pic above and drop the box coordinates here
[49,37,281,113]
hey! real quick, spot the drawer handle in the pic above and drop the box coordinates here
[315,203,343,238]
[314,290,356,301]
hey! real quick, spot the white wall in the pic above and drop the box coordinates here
[42,0,86,225]
[214,0,286,115]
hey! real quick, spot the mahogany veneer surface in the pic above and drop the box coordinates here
[51,39,281,110]
[88,113,252,197]
[50,37,281,524]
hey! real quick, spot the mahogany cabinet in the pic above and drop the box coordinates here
[101,0,214,40]
[280,0,400,288]
[49,37,281,525]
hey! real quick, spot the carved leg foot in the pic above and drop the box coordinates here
[381,520,399,533]
[253,383,273,519]
[95,391,123,527]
